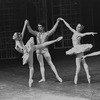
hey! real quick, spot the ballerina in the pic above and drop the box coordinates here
[60,18,97,84]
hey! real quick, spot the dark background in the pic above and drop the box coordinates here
[46,0,100,50]
[0,0,100,63]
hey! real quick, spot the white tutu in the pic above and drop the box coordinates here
[66,44,93,55]
[22,38,34,65]
[25,37,34,52]
[22,53,29,65]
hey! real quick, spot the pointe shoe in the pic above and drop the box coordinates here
[57,77,63,83]
[87,75,91,84]
[65,51,69,55]
[56,36,63,42]
[38,78,46,83]
[22,53,29,65]
[28,79,33,87]
[74,76,78,85]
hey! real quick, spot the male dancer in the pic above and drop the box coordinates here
[26,18,62,83]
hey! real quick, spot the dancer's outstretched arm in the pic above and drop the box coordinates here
[21,20,27,39]
[59,18,76,33]
[80,32,97,37]
[26,19,37,36]
[47,18,60,36]
[83,51,100,59]
[35,36,63,50]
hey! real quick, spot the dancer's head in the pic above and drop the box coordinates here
[38,21,45,32]
[76,24,84,32]
[13,32,22,40]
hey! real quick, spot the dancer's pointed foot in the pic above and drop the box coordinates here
[87,75,91,84]
[22,53,29,65]
[65,51,69,55]
[28,79,33,87]
[56,36,63,42]
[57,77,63,83]
[38,78,46,83]
[74,76,78,85]
[65,51,67,55]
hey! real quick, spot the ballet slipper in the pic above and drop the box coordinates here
[38,78,46,83]
[56,36,63,42]
[57,77,63,83]
[87,75,91,84]
[28,79,33,87]
[74,76,78,85]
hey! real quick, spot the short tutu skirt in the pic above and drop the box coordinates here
[66,44,93,54]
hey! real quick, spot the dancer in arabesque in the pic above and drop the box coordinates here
[13,20,63,87]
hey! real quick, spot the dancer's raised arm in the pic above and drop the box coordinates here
[79,32,97,37]
[21,20,27,39]
[47,18,60,36]
[26,19,38,36]
[60,18,76,33]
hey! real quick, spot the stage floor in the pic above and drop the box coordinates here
[0,56,100,100]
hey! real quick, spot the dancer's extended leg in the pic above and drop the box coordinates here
[44,52,62,82]
[35,36,63,50]
[83,51,100,59]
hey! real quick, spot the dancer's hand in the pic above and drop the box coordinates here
[57,17,64,21]
[25,19,29,24]
[56,36,63,42]
[57,18,61,22]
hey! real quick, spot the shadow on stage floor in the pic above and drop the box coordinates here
[0,55,100,100]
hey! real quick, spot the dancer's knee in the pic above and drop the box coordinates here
[29,66,33,70]
[39,62,44,67]
[46,58,52,65]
